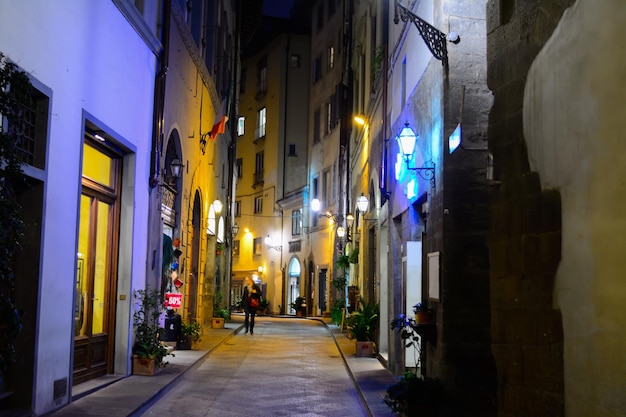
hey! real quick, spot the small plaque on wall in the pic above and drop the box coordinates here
[427,251,440,301]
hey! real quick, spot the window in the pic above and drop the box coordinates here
[254,152,264,184]
[253,237,262,255]
[236,158,243,178]
[312,177,319,228]
[237,117,245,136]
[313,108,321,143]
[327,46,335,69]
[240,68,246,94]
[257,59,267,95]
[13,83,49,169]
[322,170,329,208]
[312,56,322,83]
[325,101,332,135]
[234,200,241,217]
[232,240,240,256]
[288,143,297,156]
[254,196,263,214]
[256,107,266,139]
[292,210,302,236]
[313,177,319,200]
[290,54,301,68]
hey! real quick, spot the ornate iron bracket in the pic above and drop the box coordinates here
[396,2,447,62]
[410,166,436,189]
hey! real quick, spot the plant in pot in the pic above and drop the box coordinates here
[346,298,379,356]
[385,304,442,415]
[336,253,350,270]
[176,320,201,350]
[384,371,442,416]
[412,302,432,324]
[289,296,306,317]
[212,292,230,328]
[215,242,224,255]
[348,247,359,264]
[132,289,172,375]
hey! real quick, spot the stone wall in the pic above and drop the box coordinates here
[486,0,574,416]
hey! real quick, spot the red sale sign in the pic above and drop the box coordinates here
[165,293,183,308]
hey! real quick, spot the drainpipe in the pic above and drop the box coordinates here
[380,0,390,202]
[225,0,242,307]
[149,0,171,188]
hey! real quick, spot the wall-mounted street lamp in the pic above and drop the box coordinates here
[170,159,185,178]
[356,194,369,214]
[232,223,239,237]
[354,115,366,126]
[336,226,346,253]
[264,235,282,252]
[345,213,354,242]
[397,123,436,189]
[213,199,223,216]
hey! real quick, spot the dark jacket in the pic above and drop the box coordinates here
[242,284,262,311]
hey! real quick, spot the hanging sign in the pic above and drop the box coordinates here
[165,292,183,308]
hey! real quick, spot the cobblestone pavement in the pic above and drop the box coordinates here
[43,316,398,417]
[140,317,369,417]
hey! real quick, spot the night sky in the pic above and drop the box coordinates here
[262,0,297,18]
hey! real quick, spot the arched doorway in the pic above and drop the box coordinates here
[287,257,301,314]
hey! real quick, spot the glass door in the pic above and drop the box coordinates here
[73,139,120,385]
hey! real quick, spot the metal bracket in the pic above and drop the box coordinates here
[397,3,447,62]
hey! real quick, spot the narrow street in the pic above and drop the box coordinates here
[140,317,370,417]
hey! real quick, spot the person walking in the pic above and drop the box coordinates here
[242,276,262,335]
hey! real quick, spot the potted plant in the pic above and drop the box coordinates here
[346,298,379,356]
[413,302,433,324]
[215,242,224,255]
[348,247,359,264]
[289,296,306,317]
[385,305,442,415]
[212,292,230,328]
[384,371,442,416]
[132,289,172,375]
[176,320,201,350]
[336,253,350,269]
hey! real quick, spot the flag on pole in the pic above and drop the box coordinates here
[209,97,229,141]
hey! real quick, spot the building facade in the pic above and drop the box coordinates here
[233,14,310,315]
[0,0,259,414]
[0,1,160,413]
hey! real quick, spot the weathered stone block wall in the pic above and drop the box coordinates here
[486,1,574,416]
[428,1,496,415]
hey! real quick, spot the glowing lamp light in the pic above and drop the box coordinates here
[397,123,418,161]
[356,194,369,213]
[213,199,223,216]
[311,198,321,212]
